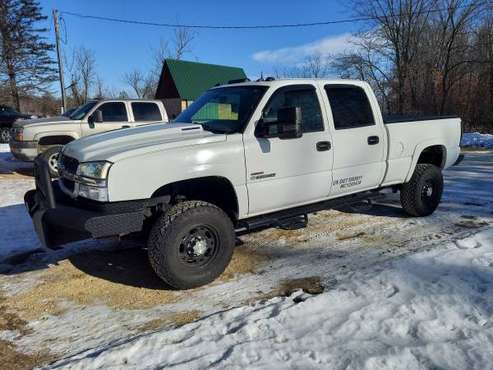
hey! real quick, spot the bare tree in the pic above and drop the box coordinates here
[332,0,492,132]
[123,26,197,98]
[123,69,155,98]
[67,47,96,105]
[274,54,331,78]
[94,75,108,99]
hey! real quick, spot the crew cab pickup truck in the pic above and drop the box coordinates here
[25,79,461,289]
[10,99,168,176]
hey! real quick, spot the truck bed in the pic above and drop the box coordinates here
[381,116,462,187]
[383,115,459,124]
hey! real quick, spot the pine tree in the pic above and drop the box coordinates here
[0,0,56,110]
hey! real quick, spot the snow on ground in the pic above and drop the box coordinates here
[461,132,493,149]
[52,228,493,370]
[0,144,37,260]
[0,144,492,369]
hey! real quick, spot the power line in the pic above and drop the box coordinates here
[60,5,476,30]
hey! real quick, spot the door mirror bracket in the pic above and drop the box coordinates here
[255,106,303,140]
[88,110,103,128]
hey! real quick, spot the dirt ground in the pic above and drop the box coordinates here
[5,245,270,320]
[1,151,492,368]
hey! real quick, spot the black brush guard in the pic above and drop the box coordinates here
[24,157,146,248]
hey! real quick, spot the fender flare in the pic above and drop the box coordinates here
[404,139,447,182]
[35,132,79,145]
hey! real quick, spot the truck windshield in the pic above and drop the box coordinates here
[175,86,268,134]
[69,101,98,120]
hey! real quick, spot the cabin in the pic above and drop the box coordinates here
[155,59,247,119]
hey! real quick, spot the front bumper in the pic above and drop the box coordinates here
[25,157,146,248]
[9,140,38,161]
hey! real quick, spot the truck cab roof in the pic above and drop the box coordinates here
[214,78,369,89]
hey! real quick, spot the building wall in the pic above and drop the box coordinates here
[163,98,182,120]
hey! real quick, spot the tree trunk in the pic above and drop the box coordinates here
[7,67,20,111]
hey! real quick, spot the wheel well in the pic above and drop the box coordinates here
[151,177,239,221]
[38,135,75,146]
[417,145,446,168]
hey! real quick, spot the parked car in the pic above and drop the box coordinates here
[25,79,461,289]
[0,105,32,143]
[10,99,168,176]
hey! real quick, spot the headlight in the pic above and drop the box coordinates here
[75,161,112,201]
[77,161,112,181]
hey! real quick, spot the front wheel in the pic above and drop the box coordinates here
[147,201,235,289]
[40,145,63,177]
[0,127,11,143]
[400,164,443,217]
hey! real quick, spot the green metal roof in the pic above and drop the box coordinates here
[162,59,247,100]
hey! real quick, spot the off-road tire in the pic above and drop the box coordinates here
[41,145,63,178]
[400,164,443,217]
[0,127,10,143]
[147,200,235,289]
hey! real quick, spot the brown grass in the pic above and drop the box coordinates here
[220,245,270,281]
[0,304,32,336]
[0,292,55,369]
[5,245,269,321]
[0,340,55,370]
[455,220,490,229]
[137,310,201,332]
[257,276,325,302]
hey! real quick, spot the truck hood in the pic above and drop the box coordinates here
[63,122,227,162]
[14,116,80,128]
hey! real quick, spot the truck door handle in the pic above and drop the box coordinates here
[316,141,331,151]
[368,136,380,145]
[121,125,130,128]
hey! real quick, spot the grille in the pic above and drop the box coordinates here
[59,154,79,175]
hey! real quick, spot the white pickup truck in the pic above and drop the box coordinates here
[25,79,461,289]
[10,99,168,176]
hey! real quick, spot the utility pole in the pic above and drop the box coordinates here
[53,9,67,113]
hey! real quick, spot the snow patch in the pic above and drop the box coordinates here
[461,132,493,149]
[50,229,493,369]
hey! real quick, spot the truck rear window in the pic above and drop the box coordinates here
[131,102,162,121]
[325,85,375,129]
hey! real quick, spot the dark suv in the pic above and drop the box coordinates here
[0,105,31,143]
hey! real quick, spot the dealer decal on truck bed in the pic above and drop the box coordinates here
[333,176,363,189]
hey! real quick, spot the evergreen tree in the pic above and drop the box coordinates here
[0,0,56,110]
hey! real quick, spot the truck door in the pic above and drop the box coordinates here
[323,84,386,196]
[83,102,130,136]
[244,84,333,216]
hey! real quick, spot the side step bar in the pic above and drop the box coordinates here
[236,191,385,233]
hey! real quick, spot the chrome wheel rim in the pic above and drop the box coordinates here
[0,129,10,142]
[48,152,59,173]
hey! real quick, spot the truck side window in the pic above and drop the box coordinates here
[98,102,128,122]
[131,102,162,121]
[325,85,375,129]
[262,86,324,134]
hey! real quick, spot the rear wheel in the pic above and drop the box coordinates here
[0,127,10,143]
[147,201,235,289]
[41,145,63,177]
[400,164,443,217]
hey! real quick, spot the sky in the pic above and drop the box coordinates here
[38,0,362,96]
